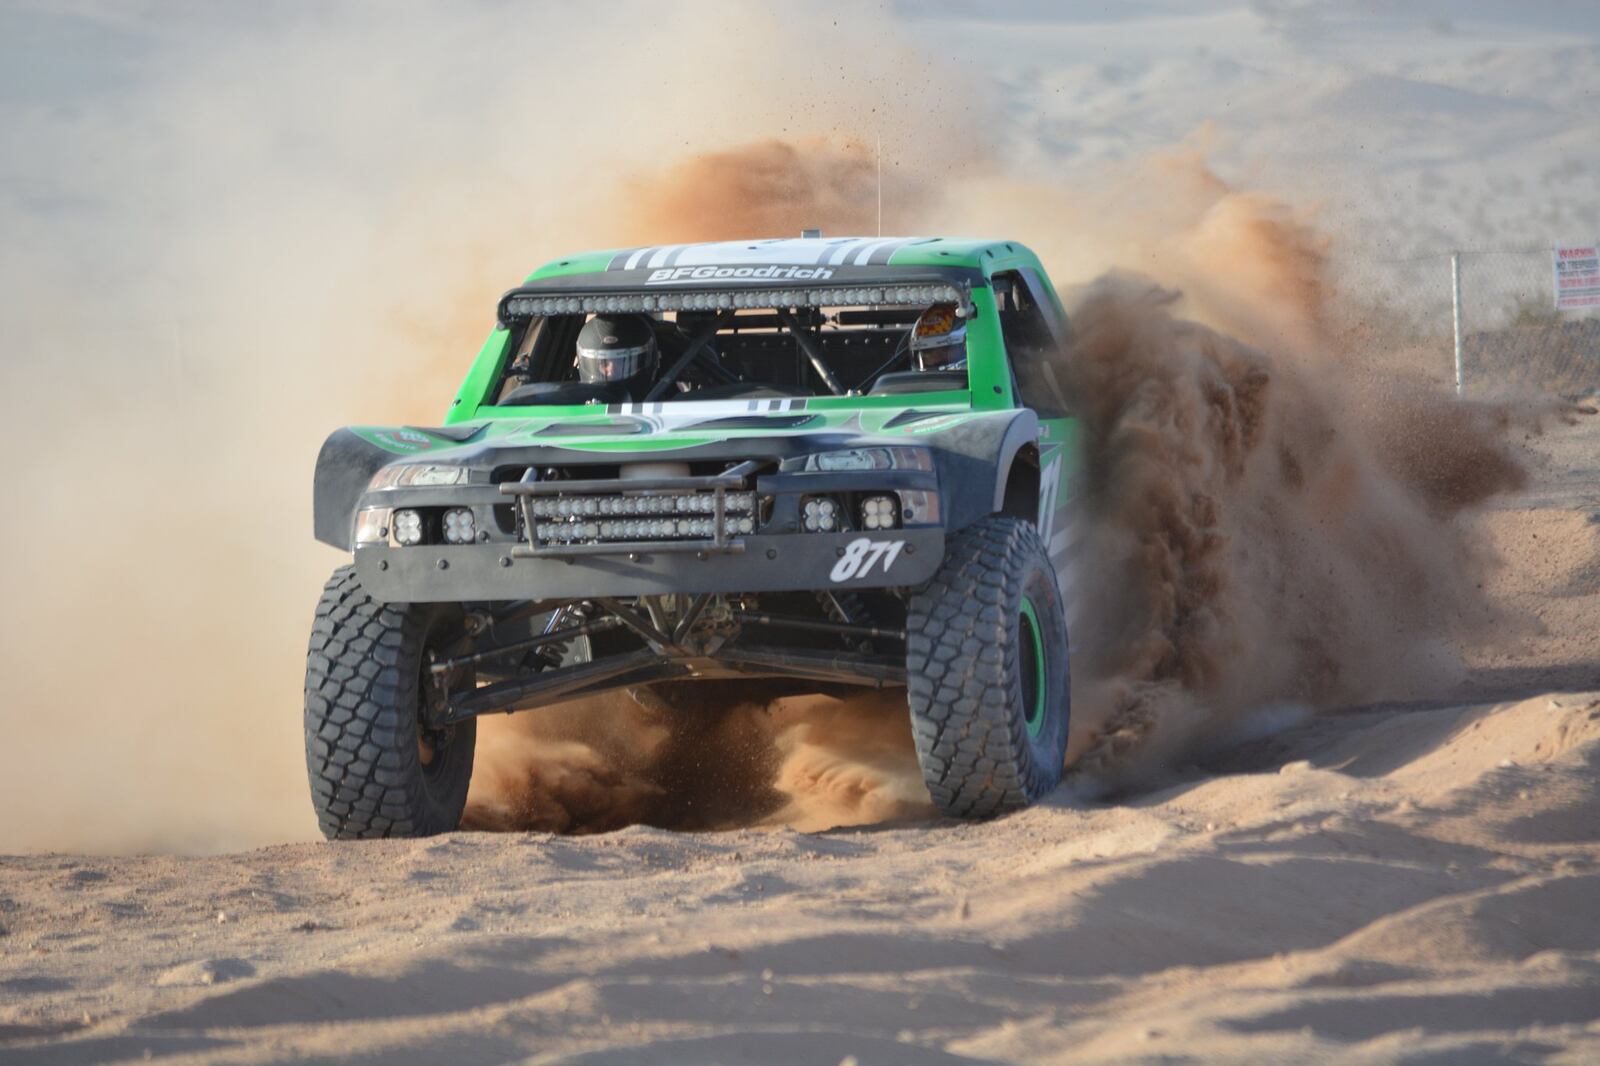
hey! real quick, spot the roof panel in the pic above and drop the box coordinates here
[525,236,1016,282]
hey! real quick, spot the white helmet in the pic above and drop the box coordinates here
[910,303,967,370]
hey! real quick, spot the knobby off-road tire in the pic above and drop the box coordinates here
[906,516,1071,817]
[304,566,476,839]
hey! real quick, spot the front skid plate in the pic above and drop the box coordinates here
[354,529,943,603]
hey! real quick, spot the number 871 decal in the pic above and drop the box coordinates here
[830,537,905,582]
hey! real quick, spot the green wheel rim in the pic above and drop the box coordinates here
[1018,596,1047,738]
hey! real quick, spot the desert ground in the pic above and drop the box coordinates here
[2,415,1595,1064]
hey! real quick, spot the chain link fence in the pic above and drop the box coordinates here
[1343,247,1600,400]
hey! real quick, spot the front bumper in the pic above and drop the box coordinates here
[353,527,944,603]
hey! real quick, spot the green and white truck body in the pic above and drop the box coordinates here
[306,236,1082,837]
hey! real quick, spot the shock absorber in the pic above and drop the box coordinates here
[524,601,596,671]
[817,590,874,652]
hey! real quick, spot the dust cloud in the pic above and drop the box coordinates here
[1002,151,1545,785]
[0,2,976,853]
[1059,277,1530,784]
[466,146,1538,829]
[619,137,942,244]
[463,685,931,835]
[0,4,1543,852]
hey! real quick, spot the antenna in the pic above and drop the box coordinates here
[876,133,883,237]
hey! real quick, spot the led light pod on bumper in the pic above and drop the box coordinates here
[802,497,840,532]
[442,507,477,545]
[392,508,425,546]
[860,493,900,531]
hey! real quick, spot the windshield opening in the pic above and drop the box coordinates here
[493,300,969,407]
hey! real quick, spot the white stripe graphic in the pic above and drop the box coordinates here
[625,247,655,270]
[828,239,869,265]
[597,399,811,419]
[852,239,893,265]
[647,245,682,269]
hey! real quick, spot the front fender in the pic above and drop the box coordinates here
[313,430,397,550]
[922,409,1040,532]
[312,424,483,550]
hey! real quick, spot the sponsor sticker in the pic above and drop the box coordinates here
[831,538,906,582]
[647,265,835,285]
[362,427,439,453]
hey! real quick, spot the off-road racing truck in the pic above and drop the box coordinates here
[307,236,1080,839]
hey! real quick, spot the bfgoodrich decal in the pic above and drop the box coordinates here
[647,265,834,285]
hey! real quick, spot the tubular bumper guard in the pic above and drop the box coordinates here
[503,459,758,559]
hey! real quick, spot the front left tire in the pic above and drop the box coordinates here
[304,566,476,839]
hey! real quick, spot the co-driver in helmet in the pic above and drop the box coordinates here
[575,313,659,401]
[909,303,968,372]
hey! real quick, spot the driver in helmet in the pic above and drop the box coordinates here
[910,303,968,371]
[576,313,659,401]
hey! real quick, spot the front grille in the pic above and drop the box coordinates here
[528,491,757,545]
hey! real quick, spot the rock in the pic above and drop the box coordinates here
[156,958,257,987]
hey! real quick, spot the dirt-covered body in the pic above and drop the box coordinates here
[319,406,1052,601]
[307,236,1082,837]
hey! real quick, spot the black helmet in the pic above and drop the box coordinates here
[576,314,658,390]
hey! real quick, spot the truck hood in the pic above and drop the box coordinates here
[316,404,1045,550]
[349,403,983,458]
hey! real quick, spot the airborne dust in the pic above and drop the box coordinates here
[462,140,1537,833]
[0,4,1545,851]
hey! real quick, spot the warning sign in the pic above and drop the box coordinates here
[1553,244,1600,309]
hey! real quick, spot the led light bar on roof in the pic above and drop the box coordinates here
[503,282,967,318]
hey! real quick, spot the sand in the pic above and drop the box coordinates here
[0,417,1592,1063]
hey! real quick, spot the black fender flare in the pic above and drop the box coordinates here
[313,424,488,550]
[312,429,397,550]
[924,409,1040,533]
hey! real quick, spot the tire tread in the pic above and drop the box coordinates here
[303,566,473,839]
[906,517,1066,818]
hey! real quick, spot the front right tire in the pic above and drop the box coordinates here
[304,566,476,839]
[906,516,1071,817]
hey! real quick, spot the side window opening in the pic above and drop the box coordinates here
[494,315,591,404]
[993,269,1073,417]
